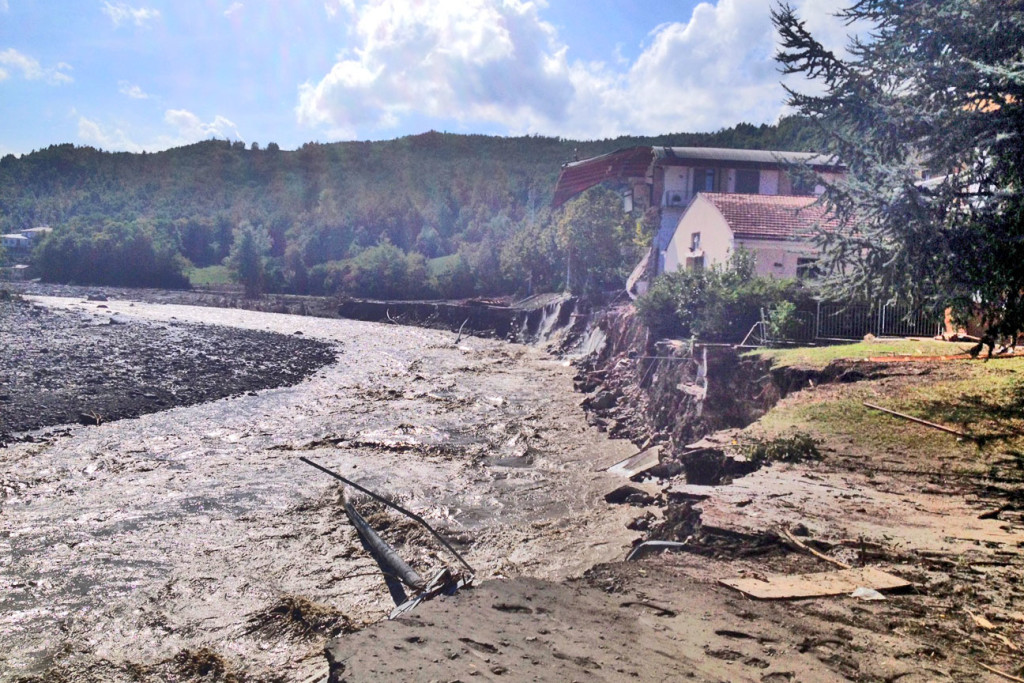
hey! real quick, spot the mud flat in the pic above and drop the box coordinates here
[0,295,639,681]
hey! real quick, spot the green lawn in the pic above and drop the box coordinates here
[187,265,234,287]
[427,253,461,276]
[748,338,975,369]
[751,351,1024,474]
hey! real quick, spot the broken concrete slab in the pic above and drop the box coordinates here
[720,566,910,600]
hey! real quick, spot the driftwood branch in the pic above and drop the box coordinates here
[778,528,851,570]
[862,402,971,438]
[454,317,470,344]
[977,662,1024,683]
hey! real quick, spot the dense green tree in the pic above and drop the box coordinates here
[0,120,827,298]
[35,219,188,288]
[555,187,636,296]
[774,0,1024,336]
[227,221,271,297]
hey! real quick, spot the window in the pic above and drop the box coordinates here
[690,232,701,251]
[735,169,760,194]
[693,168,716,194]
[797,257,822,280]
[789,172,816,196]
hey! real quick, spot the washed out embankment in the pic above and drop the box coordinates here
[573,304,904,478]
[8,282,585,347]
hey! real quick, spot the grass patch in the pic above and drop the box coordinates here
[427,253,461,276]
[748,338,974,369]
[188,264,234,287]
[753,355,1024,477]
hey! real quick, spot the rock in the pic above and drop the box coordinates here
[627,512,655,531]
[583,390,618,411]
[77,412,102,426]
[605,485,654,506]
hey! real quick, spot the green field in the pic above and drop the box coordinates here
[748,338,975,369]
[187,265,234,287]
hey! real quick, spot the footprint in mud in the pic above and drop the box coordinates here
[552,651,602,670]
[492,602,534,614]
[459,638,499,654]
[704,646,744,662]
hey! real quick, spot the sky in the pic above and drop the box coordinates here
[0,0,856,157]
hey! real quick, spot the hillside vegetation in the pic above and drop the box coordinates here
[1,118,820,298]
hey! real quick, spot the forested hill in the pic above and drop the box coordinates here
[0,117,820,298]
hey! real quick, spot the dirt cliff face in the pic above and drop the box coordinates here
[573,305,783,457]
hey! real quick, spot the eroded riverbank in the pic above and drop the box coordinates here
[1,296,639,681]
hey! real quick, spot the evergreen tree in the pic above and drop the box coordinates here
[227,221,271,297]
[774,1,1024,336]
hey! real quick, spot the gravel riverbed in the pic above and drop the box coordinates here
[0,293,336,443]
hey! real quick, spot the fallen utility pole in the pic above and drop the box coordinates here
[862,402,971,439]
[299,456,475,575]
[341,488,423,605]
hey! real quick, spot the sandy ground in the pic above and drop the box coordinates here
[1,296,639,681]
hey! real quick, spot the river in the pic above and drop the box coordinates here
[1,296,638,681]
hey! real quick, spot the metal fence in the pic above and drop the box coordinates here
[812,301,941,340]
[752,300,942,345]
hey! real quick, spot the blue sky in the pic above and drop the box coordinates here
[0,0,852,156]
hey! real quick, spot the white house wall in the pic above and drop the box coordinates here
[759,170,780,195]
[663,166,689,205]
[663,196,733,273]
[737,238,819,279]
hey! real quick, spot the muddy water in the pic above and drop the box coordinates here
[1,296,638,681]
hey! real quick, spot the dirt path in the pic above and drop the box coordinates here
[1,296,639,681]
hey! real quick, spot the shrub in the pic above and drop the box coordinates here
[636,250,812,342]
[739,432,822,466]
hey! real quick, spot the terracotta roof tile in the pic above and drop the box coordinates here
[700,192,841,241]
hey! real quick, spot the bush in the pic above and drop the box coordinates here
[739,432,822,466]
[636,250,812,342]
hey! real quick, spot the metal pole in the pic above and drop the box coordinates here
[300,457,475,575]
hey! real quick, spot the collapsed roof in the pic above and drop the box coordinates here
[551,146,842,209]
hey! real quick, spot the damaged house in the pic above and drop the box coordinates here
[551,147,844,294]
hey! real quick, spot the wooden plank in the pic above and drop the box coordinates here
[720,567,910,600]
[606,446,661,478]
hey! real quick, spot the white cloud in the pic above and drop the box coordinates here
[297,0,574,137]
[0,48,73,85]
[102,2,161,28]
[78,115,144,152]
[0,1,9,12]
[118,80,149,99]
[76,109,240,152]
[324,0,354,20]
[165,109,241,142]
[297,0,853,140]
[224,2,243,18]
